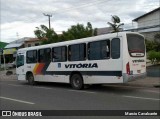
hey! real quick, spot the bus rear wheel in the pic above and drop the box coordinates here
[71,74,84,90]
[27,73,35,85]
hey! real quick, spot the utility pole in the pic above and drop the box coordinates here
[43,13,52,29]
[16,32,19,41]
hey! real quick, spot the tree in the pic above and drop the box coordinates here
[107,15,124,33]
[154,33,160,43]
[60,22,97,41]
[145,39,157,52]
[154,33,160,51]
[34,25,59,44]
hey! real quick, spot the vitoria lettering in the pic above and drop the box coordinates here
[65,63,98,68]
[132,59,145,63]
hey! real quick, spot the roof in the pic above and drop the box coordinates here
[0,42,8,48]
[25,38,46,42]
[97,27,123,35]
[10,37,32,44]
[5,43,23,49]
[133,7,160,21]
[18,32,143,52]
[97,27,112,35]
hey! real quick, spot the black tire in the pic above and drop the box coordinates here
[70,74,84,90]
[27,73,35,85]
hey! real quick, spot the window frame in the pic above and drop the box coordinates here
[28,44,31,47]
[52,46,67,62]
[88,39,110,60]
[35,43,39,46]
[127,34,145,57]
[68,43,86,61]
[38,48,51,63]
[26,50,37,64]
[111,38,120,59]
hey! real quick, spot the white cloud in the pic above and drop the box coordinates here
[0,0,159,42]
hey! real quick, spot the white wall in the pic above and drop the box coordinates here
[137,9,160,30]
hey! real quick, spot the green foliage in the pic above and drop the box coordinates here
[34,22,97,45]
[0,42,8,48]
[154,33,160,43]
[148,50,160,64]
[154,33,160,51]
[145,39,160,52]
[60,22,97,41]
[145,40,156,52]
[34,25,59,44]
[107,15,124,33]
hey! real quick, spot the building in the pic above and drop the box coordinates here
[24,38,42,47]
[97,27,123,35]
[3,37,44,65]
[97,27,113,35]
[3,37,30,64]
[132,7,160,40]
[0,41,8,65]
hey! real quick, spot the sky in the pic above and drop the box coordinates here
[0,0,159,43]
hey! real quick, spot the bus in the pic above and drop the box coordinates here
[16,32,146,89]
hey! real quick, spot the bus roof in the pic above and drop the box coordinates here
[17,32,142,52]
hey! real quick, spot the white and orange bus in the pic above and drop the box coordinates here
[16,32,146,89]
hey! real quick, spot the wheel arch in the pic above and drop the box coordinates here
[69,71,83,83]
[26,71,33,80]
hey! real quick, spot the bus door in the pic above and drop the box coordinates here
[16,53,25,80]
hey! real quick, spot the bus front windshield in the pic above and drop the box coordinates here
[127,34,145,57]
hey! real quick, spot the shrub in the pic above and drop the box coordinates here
[148,51,160,64]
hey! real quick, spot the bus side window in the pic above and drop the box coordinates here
[80,43,86,60]
[88,40,110,60]
[101,40,110,59]
[68,46,71,61]
[38,48,51,63]
[111,38,120,59]
[106,40,110,58]
[61,46,67,62]
[52,46,67,62]
[26,50,37,63]
[68,43,86,61]
[46,48,51,62]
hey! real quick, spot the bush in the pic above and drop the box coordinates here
[145,40,156,52]
[148,51,160,64]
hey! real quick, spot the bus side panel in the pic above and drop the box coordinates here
[17,74,26,81]
[83,76,123,84]
[35,75,69,83]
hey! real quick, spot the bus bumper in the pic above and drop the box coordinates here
[123,72,147,83]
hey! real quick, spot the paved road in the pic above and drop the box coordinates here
[0,78,159,118]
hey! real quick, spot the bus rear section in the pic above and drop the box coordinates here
[123,33,146,83]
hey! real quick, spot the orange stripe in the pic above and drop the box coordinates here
[33,63,39,75]
[36,63,45,74]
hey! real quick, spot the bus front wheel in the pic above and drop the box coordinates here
[27,73,35,85]
[71,74,84,90]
